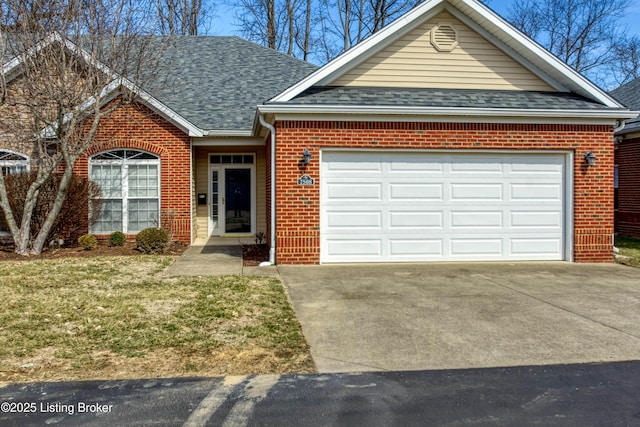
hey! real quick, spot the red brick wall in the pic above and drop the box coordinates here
[615,136,640,238]
[274,121,614,264]
[74,102,192,244]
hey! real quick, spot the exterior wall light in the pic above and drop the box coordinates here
[301,148,312,165]
[584,151,596,167]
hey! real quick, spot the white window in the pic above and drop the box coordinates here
[90,149,160,234]
[0,150,29,234]
[0,150,29,176]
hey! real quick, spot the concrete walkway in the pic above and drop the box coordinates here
[163,237,279,277]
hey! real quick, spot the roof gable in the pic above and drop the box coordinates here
[270,0,623,109]
[329,10,554,91]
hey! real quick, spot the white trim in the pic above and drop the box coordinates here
[565,151,574,262]
[204,130,255,137]
[0,149,31,174]
[192,137,265,147]
[258,104,637,122]
[268,0,627,110]
[3,33,204,139]
[89,149,161,234]
[207,153,257,236]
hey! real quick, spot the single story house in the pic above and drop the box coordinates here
[1,0,637,264]
[610,77,640,238]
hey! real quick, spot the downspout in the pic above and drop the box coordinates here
[612,119,626,255]
[259,113,277,265]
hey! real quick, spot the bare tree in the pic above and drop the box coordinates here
[317,0,419,61]
[235,0,315,58]
[608,35,640,86]
[157,0,214,35]
[0,0,164,255]
[507,0,634,87]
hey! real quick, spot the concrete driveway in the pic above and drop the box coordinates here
[278,262,640,373]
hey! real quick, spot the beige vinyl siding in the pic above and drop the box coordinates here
[330,11,555,91]
[193,146,266,238]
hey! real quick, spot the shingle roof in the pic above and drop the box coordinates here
[149,37,317,131]
[610,78,640,128]
[2,35,318,132]
[279,86,611,110]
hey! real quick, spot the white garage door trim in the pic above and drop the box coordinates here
[320,149,573,264]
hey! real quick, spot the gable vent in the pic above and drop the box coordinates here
[431,24,458,52]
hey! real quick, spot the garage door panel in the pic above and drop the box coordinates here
[389,183,443,200]
[450,211,503,228]
[327,183,381,200]
[327,240,382,257]
[321,151,566,263]
[450,157,504,173]
[510,211,562,228]
[450,183,503,201]
[450,238,503,256]
[326,211,382,229]
[389,211,444,229]
[389,159,443,173]
[511,184,562,201]
[510,239,562,255]
[389,239,444,256]
[510,157,564,174]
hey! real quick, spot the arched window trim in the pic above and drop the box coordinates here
[0,149,30,175]
[89,149,161,234]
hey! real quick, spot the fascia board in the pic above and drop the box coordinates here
[203,129,254,137]
[269,0,445,103]
[258,104,639,121]
[2,33,65,81]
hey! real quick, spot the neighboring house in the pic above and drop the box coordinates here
[610,78,640,238]
[1,0,637,263]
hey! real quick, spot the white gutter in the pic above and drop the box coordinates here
[258,114,277,265]
[614,119,626,134]
[259,104,639,120]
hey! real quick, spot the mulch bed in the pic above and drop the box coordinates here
[0,240,271,267]
[242,244,271,266]
[0,241,187,260]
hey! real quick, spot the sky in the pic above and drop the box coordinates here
[487,0,640,37]
[212,0,640,39]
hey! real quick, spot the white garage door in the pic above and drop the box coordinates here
[321,151,567,263]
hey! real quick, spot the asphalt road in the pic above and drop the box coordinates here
[2,361,640,426]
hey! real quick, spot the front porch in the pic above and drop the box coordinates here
[192,146,268,242]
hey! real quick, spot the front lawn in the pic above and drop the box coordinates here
[615,235,640,268]
[0,256,314,383]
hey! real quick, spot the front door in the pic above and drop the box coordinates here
[209,156,255,236]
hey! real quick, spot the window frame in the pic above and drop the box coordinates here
[0,150,30,235]
[89,149,161,234]
[0,150,30,176]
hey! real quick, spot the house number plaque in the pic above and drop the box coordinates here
[297,174,315,186]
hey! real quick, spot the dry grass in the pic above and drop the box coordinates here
[0,256,315,384]
[615,235,640,268]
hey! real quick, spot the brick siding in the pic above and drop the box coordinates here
[74,102,192,244]
[274,121,614,264]
[615,136,640,238]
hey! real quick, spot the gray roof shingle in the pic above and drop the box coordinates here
[610,78,640,127]
[278,86,612,110]
[149,36,317,131]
